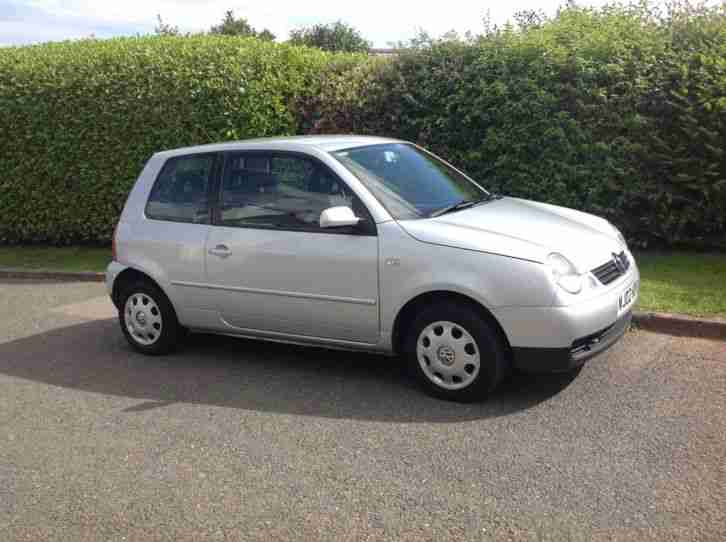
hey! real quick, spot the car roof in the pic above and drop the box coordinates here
[155,135,404,157]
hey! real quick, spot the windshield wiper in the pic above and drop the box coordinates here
[429,193,498,218]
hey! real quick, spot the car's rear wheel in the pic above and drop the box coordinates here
[119,281,181,355]
[405,302,507,402]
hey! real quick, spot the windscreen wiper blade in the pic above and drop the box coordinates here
[429,195,492,217]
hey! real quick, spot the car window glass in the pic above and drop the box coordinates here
[243,155,269,172]
[146,154,214,223]
[219,153,361,231]
[333,143,488,219]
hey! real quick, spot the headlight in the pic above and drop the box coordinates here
[547,253,582,294]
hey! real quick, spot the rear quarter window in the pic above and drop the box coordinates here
[145,154,215,224]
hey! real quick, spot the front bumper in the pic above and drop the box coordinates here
[511,310,632,372]
[492,257,639,372]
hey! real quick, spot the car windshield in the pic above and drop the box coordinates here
[332,143,489,220]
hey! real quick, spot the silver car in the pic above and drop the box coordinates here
[107,136,639,402]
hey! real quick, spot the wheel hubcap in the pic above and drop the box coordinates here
[416,321,481,390]
[437,344,456,366]
[124,293,162,346]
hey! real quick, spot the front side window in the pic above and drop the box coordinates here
[332,143,488,219]
[146,154,215,223]
[219,153,365,231]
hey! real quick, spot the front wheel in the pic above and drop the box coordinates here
[404,302,508,402]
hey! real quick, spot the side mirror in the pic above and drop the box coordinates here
[319,206,361,229]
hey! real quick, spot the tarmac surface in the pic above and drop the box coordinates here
[0,279,724,540]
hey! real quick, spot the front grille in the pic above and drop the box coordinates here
[569,311,632,362]
[571,322,616,358]
[591,251,630,285]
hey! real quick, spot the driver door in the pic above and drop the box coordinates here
[204,151,380,344]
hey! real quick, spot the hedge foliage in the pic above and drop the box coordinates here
[0,36,336,243]
[1,3,724,247]
[300,3,726,248]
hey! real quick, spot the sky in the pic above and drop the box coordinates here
[0,0,619,48]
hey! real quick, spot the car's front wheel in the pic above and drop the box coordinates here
[405,302,508,402]
[119,281,181,355]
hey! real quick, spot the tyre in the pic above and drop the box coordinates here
[404,302,508,402]
[119,280,181,355]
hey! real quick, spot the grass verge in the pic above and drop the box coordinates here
[0,246,110,273]
[635,251,726,318]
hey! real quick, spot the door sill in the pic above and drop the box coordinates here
[188,319,391,355]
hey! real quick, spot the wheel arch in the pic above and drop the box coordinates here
[111,266,173,311]
[391,290,512,357]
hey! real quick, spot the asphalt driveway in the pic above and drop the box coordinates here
[0,280,724,540]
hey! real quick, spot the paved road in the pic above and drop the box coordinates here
[0,280,724,541]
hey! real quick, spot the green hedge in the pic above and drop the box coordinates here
[1,4,724,248]
[299,4,726,249]
[0,36,335,243]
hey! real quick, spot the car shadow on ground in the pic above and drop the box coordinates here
[0,318,581,423]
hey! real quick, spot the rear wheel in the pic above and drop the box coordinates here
[119,281,181,355]
[405,302,507,402]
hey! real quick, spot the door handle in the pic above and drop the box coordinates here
[208,244,231,257]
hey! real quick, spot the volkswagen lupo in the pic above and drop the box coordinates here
[107,136,638,401]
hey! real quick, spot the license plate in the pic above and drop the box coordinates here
[618,280,638,315]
